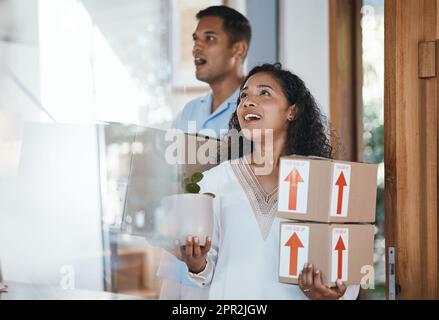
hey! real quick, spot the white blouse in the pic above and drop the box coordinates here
[188,159,360,300]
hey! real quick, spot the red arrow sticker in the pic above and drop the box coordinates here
[285,232,304,276]
[331,228,349,282]
[280,224,309,279]
[279,160,310,214]
[330,164,351,217]
[284,168,304,211]
[334,236,346,279]
[335,172,347,215]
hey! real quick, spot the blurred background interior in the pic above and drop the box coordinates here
[0,0,384,299]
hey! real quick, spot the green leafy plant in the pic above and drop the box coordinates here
[181,172,215,198]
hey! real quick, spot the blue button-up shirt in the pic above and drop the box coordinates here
[171,89,239,139]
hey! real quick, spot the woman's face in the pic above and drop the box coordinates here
[237,72,294,140]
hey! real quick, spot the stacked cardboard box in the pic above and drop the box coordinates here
[277,155,378,287]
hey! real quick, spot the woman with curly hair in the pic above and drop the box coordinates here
[177,63,360,300]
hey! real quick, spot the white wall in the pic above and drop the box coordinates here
[0,41,46,122]
[0,0,44,122]
[0,123,104,290]
[279,0,330,116]
[226,0,246,15]
[0,0,104,290]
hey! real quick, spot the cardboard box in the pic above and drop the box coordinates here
[278,221,375,287]
[277,155,378,223]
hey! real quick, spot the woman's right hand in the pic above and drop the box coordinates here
[177,236,211,274]
[298,263,347,300]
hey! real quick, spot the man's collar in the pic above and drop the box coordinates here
[205,88,240,121]
[199,91,212,104]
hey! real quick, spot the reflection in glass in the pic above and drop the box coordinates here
[361,0,384,300]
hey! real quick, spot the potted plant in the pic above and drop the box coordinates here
[155,172,215,249]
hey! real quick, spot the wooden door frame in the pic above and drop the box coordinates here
[329,0,364,162]
[331,0,439,299]
[385,0,439,299]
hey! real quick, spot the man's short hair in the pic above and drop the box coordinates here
[196,5,252,47]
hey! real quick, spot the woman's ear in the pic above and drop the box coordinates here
[287,104,296,122]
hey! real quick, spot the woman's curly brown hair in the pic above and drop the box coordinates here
[226,63,333,159]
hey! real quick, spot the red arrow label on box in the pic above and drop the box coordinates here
[284,168,304,211]
[285,232,304,276]
[334,236,346,279]
[335,172,347,215]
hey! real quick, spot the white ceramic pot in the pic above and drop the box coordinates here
[158,193,213,246]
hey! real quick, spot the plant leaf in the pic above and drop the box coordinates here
[186,183,200,194]
[191,172,204,183]
[203,192,216,198]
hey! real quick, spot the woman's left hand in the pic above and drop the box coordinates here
[298,263,347,300]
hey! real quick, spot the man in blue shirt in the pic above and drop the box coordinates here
[171,5,251,139]
[158,5,252,299]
